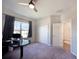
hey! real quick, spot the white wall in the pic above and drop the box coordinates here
[51,15,63,47]
[62,0,77,56]
[38,25,51,46]
[36,17,51,26]
[71,0,77,56]
[32,20,36,43]
[61,14,77,56]
[51,15,61,23]
[71,12,77,56]
[52,23,63,47]
[36,16,51,45]
[36,15,63,47]
[36,12,77,56]
[61,10,77,56]
[2,14,5,30]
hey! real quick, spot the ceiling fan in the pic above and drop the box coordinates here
[18,0,38,12]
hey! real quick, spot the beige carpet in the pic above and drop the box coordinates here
[3,43,76,59]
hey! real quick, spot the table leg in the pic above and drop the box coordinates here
[20,46,23,58]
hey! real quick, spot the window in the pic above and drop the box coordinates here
[14,21,29,38]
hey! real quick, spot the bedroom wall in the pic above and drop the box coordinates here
[51,15,64,47]
[36,15,63,46]
[36,17,51,26]
[62,0,77,56]
[61,8,77,56]
[51,15,61,23]
[36,16,51,45]
[31,20,36,43]
[64,13,77,56]
[61,14,77,56]
[71,0,77,56]
[2,14,5,31]
[71,11,77,56]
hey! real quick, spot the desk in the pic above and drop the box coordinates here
[3,39,30,58]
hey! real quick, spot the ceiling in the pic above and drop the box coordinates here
[2,0,76,20]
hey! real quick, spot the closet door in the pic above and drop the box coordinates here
[52,23,63,47]
[38,25,51,46]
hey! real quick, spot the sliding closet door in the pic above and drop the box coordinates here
[38,25,51,46]
[52,23,63,47]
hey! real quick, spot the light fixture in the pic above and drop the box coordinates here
[29,0,35,9]
[29,4,34,9]
[18,0,36,10]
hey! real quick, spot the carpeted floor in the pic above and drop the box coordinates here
[3,43,76,59]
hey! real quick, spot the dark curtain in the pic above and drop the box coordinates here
[28,21,32,37]
[3,15,15,40]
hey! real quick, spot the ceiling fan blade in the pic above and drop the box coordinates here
[34,7,38,12]
[18,3,29,6]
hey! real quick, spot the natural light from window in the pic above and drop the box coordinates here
[14,21,29,38]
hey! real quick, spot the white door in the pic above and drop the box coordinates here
[38,25,50,46]
[52,23,63,47]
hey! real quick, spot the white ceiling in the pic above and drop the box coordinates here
[2,0,76,20]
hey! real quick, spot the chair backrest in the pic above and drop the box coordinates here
[12,34,21,38]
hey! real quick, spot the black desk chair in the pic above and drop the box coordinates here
[12,34,21,38]
[11,34,21,46]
